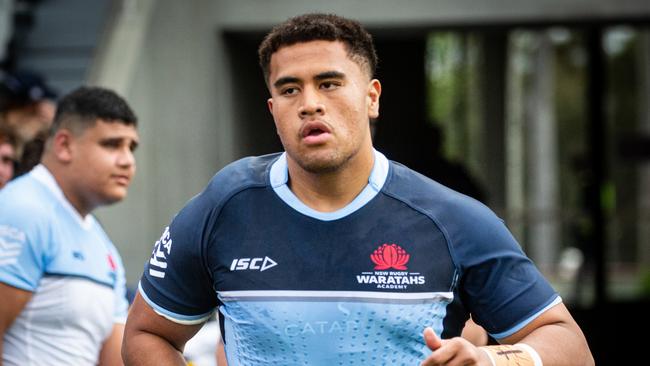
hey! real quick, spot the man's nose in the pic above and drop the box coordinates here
[298,87,325,117]
[117,148,136,167]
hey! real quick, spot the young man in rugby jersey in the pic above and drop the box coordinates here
[124,13,593,366]
[0,86,139,366]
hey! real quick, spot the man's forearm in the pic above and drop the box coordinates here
[518,323,594,366]
[122,332,187,366]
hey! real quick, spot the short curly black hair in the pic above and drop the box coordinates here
[258,13,378,83]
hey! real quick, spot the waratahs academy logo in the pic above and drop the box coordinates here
[371,243,410,270]
[357,243,425,290]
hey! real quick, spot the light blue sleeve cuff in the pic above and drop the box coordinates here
[138,282,214,325]
[490,296,562,339]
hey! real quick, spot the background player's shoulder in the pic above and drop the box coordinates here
[0,174,54,223]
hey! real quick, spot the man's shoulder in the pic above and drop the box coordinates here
[383,160,501,230]
[204,153,279,197]
[175,153,280,220]
[385,161,483,210]
[0,174,52,219]
[0,176,53,260]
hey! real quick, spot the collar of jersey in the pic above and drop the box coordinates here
[31,164,95,229]
[269,149,389,221]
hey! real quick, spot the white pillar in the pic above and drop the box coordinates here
[527,32,560,273]
[505,31,527,244]
[87,0,156,94]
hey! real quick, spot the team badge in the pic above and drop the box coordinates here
[371,243,410,270]
[356,243,424,290]
[107,254,116,271]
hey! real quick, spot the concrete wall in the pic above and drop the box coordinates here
[14,0,111,94]
[92,1,228,284]
[90,0,650,284]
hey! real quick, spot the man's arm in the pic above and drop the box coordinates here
[0,282,33,366]
[461,318,488,346]
[99,324,125,366]
[216,340,228,366]
[422,302,594,366]
[498,302,594,365]
[122,292,203,366]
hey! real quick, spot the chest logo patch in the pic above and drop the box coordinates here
[356,243,425,290]
[107,254,117,271]
[230,256,277,272]
[371,243,410,270]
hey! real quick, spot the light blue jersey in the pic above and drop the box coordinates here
[0,165,128,366]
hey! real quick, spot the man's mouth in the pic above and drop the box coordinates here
[112,175,131,186]
[306,128,325,137]
[301,122,332,145]
[301,121,331,137]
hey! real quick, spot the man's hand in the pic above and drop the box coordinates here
[421,327,492,366]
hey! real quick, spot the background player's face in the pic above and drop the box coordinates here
[267,40,380,173]
[0,142,15,188]
[67,119,138,211]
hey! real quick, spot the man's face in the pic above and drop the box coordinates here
[66,119,139,212]
[0,142,15,188]
[266,40,380,173]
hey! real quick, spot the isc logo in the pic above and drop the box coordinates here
[230,256,277,272]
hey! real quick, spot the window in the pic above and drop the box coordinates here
[425,25,650,306]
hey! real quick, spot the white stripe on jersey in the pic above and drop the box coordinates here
[219,290,453,302]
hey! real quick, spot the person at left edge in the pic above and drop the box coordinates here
[0,86,139,366]
[0,125,17,189]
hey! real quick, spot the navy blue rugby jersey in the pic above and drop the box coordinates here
[140,150,559,366]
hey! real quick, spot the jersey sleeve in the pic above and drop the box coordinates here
[139,191,219,325]
[0,200,50,291]
[449,201,559,339]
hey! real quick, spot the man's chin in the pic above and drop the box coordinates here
[294,145,364,174]
[101,190,128,205]
[295,154,348,174]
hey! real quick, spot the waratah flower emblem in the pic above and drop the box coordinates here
[370,243,410,270]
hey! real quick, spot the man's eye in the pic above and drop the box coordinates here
[101,140,121,149]
[321,82,339,90]
[282,87,298,95]
[1,156,15,164]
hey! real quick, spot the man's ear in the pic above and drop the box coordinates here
[267,98,274,115]
[51,130,74,163]
[267,98,282,136]
[367,79,381,119]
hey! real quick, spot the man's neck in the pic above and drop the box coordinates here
[286,148,375,213]
[41,159,92,218]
